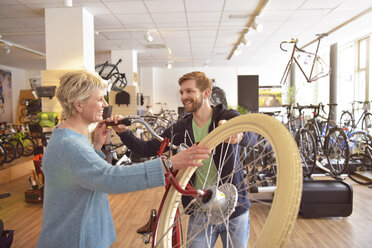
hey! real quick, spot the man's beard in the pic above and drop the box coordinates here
[183,93,203,113]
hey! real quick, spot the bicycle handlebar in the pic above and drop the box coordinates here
[105,116,178,150]
[280,39,297,52]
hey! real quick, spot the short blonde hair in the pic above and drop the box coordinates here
[178,71,212,92]
[56,71,107,117]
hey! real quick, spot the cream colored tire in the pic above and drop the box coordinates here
[155,113,302,247]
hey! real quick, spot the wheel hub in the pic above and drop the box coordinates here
[199,183,238,225]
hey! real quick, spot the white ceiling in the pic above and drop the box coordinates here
[0,0,371,70]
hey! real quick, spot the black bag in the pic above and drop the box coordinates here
[115,91,130,106]
[0,230,14,248]
[300,179,353,218]
[35,86,56,99]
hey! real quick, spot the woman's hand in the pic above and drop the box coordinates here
[92,121,110,150]
[169,144,211,171]
[108,115,129,134]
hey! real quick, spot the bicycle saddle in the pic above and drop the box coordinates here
[136,209,157,234]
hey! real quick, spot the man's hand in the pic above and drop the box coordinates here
[218,120,242,144]
[107,115,129,134]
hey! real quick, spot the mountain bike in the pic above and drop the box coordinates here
[280,33,331,84]
[108,114,302,247]
[339,101,372,133]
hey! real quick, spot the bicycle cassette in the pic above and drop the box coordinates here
[199,183,238,225]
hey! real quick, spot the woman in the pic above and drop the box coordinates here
[37,71,210,248]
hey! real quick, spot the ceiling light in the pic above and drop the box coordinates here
[252,20,263,32]
[144,31,153,43]
[64,0,73,7]
[166,61,173,69]
[167,47,172,55]
[233,49,242,56]
[204,60,210,67]
[3,44,10,54]
[241,38,251,47]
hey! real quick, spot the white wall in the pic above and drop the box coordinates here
[0,64,39,123]
[140,67,239,114]
[138,64,284,114]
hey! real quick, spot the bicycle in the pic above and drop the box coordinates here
[107,114,302,247]
[0,136,16,164]
[306,103,350,176]
[95,59,128,92]
[347,130,372,185]
[281,104,317,178]
[280,33,331,85]
[8,125,36,156]
[0,142,8,166]
[339,101,372,133]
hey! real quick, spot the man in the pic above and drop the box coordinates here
[112,71,253,247]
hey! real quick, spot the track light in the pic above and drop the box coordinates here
[252,20,263,32]
[3,44,10,54]
[64,0,73,7]
[241,37,251,47]
[233,49,242,56]
[144,31,153,43]
[166,61,173,69]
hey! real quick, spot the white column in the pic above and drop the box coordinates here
[111,50,138,86]
[45,7,95,71]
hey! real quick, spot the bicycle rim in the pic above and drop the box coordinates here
[324,128,349,175]
[0,144,7,166]
[10,138,23,158]
[362,113,372,134]
[22,137,35,156]
[296,128,317,177]
[155,114,302,248]
[3,142,16,163]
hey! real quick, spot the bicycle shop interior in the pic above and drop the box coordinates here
[0,0,371,247]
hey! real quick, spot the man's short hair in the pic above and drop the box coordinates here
[178,71,212,92]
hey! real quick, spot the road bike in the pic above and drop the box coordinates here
[339,101,372,133]
[280,34,331,85]
[108,114,302,247]
[306,103,350,176]
[281,104,317,178]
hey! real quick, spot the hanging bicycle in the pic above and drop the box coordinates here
[95,59,128,92]
[280,33,331,85]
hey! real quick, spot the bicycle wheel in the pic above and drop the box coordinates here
[10,138,23,158]
[324,127,350,175]
[339,111,353,130]
[348,131,371,160]
[362,113,372,134]
[0,144,7,166]
[295,128,317,178]
[19,115,28,124]
[155,114,302,248]
[3,141,16,163]
[22,137,36,156]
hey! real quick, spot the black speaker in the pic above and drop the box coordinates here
[238,75,259,113]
